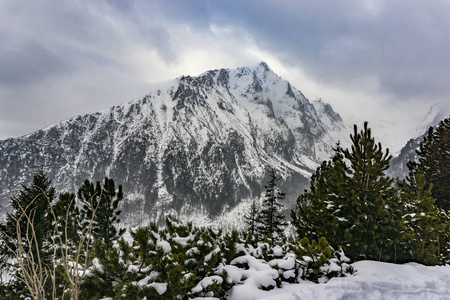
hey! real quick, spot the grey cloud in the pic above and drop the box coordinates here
[105,0,135,14]
[1,0,450,140]
[113,0,212,64]
[165,0,450,102]
[137,24,179,64]
[0,39,73,87]
[0,0,142,89]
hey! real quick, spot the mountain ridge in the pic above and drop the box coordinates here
[387,106,449,179]
[0,62,346,226]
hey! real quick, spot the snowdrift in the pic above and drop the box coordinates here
[225,261,450,300]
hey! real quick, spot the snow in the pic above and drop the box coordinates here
[0,62,349,229]
[223,265,243,284]
[230,255,279,290]
[277,257,296,270]
[91,258,103,274]
[191,275,224,294]
[282,270,296,280]
[172,234,194,246]
[272,245,283,257]
[136,271,159,286]
[148,282,167,295]
[227,260,450,300]
[156,240,172,253]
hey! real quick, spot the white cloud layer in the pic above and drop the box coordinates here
[1,0,449,150]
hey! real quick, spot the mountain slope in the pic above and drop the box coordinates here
[388,107,449,179]
[0,63,346,225]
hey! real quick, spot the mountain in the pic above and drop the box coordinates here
[388,137,421,179]
[388,106,449,179]
[0,62,346,226]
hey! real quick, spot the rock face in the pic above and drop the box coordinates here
[388,137,421,179]
[387,109,449,179]
[0,63,346,225]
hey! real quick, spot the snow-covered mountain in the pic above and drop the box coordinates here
[0,62,346,226]
[388,137,421,179]
[388,106,449,179]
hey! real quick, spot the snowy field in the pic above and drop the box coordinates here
[223,261,450,300]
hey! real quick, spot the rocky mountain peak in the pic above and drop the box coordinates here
[0,64,346,227]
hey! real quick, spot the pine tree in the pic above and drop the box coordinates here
[341,122,400,261]
[51,192,82,256]
[78,177,125,246]
[257,169,287,240]
[292,123,405,262]
[0,170,55,261]
[0,170,56,299]
[81,216,231,299]
[0,170,55,262]
[291,144,349,248]
[244,199,259,236]
[409,115,450,211]
[399,170,450,264]
[290,237,334,283]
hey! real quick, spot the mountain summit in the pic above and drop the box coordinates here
[0,63,346,225]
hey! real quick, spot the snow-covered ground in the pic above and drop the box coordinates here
[224,261,450,300]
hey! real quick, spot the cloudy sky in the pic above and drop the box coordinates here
[1,0,449,151]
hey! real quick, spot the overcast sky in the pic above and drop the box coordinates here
[1,0,449,152]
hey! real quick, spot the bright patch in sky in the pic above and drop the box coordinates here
[1,0,449,152]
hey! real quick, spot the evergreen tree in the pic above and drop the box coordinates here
[78,177,125,246]
[244,199,259,236]
[257,169,287,240]
[0,170,55,260]
[290,237,334,283]
[81,216,230,299]
[399,171,450,264]
[292,123,405,262]
[341,122,400,261]
[291,144,349,248]
[0,170,56,299]
[409,115,450,211]
[51,192,82,256]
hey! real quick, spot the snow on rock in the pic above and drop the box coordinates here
[228,260,450,300]
[0,62,347,228]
